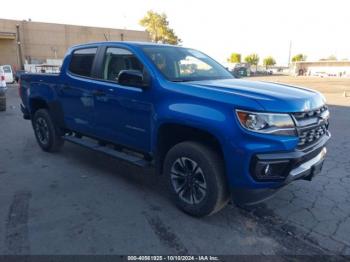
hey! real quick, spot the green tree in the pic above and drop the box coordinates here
[244,53,259,71]
[139,10,181,45]
[263,56,276,69]
[227,53,241,63]
[292,54,307,62]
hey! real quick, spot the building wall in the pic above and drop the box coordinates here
[0,19,19,67]
[0,39,18,67]
[0,19,150,69]
[291,61,350,77]
[307,66,350,77]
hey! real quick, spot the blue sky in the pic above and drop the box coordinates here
[3,0,349,65]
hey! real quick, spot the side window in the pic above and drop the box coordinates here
[69,48,97,77]
[102,47,144,82]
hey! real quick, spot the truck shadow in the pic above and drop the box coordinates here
[62,141,168,198]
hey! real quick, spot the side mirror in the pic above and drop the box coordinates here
[118,70,149,88]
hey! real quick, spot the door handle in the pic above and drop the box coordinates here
[92,89,106,96]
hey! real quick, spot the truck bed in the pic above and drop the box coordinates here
[20,73,62,110]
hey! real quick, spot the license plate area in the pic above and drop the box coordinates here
[303,159,324,181]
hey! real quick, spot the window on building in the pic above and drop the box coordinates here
[69,48,97,77]
[102,47,144,82]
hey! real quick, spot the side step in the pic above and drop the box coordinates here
[64,135,150,167]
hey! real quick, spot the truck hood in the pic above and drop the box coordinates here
[185,79,326,112]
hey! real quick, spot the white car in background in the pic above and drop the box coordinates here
[0,68,7,93]
[0,65,14,83]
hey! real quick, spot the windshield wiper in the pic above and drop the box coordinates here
[170,79,194,82]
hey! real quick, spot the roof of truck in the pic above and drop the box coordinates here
[70,41,181,49]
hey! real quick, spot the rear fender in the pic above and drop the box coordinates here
[29,97,65,132]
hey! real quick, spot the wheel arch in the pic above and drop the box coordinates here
[155,122,225,175]
[29,97,65,132]
[29,97,48,115]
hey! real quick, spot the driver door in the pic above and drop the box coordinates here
[93,47,153,152]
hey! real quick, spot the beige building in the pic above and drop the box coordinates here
[291,61,350,78]
[0,18,150,70]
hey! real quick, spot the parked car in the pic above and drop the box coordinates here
[19,42,330,216]
[0,68,7,91]
[233,66,249,77]
[0,68,7,111]
[0,65,14,84]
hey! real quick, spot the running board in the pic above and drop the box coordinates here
[64,136,150,167]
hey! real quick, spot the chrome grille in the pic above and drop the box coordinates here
[293,105,329,149]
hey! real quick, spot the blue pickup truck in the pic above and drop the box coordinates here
[19,42,330,216]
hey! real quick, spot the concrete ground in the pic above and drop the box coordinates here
[0,77,349,256]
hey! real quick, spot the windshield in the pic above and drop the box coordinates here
[141,46,233,82]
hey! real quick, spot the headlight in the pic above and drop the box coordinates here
[236,110,296,136]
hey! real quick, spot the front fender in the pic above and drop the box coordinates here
[153,101,236,153]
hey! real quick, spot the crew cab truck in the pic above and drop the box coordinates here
[19,42,330,217]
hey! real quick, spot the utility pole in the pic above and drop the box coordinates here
[16,24,24,70]
[288,40,292,67]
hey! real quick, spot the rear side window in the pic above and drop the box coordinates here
[69,48,97,77]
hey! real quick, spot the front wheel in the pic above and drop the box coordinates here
[164,141,230,217]
[32,109,64,152]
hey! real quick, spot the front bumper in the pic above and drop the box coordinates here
[232,132,330,206]
[285,147,326,183]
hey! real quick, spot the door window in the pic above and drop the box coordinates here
[69,48,97,77]
[102,47,144,82]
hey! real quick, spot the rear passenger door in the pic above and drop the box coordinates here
[93,46,154,153]
[59,47,98,136]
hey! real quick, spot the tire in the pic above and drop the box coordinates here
[0,95,6,111]
[164,141,230,217]
[32,109,64,152]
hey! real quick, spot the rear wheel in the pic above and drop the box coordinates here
[32,109,64,152]
[164,141,230,217]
